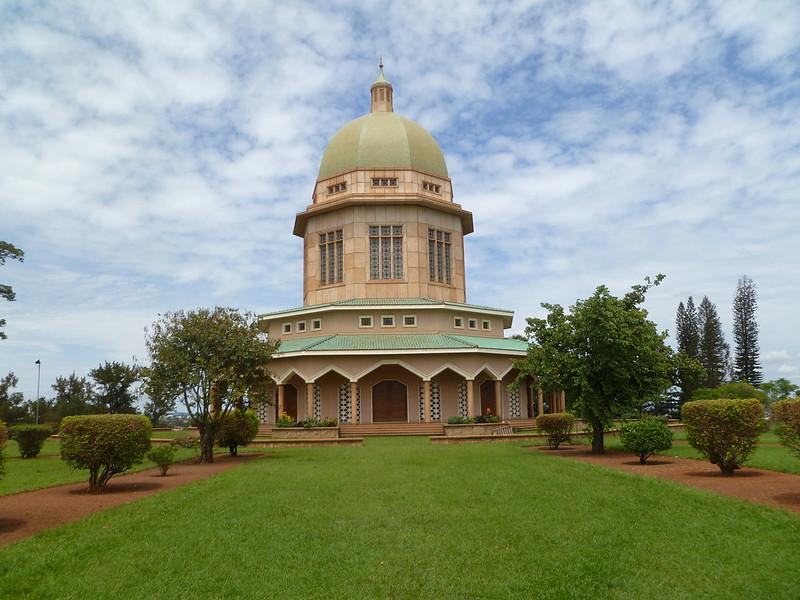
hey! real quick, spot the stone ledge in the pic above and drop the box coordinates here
[248,437,363,447]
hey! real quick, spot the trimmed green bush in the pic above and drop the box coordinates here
[59,414,152,492]
[682,398,764,476]
[536,412,574,449]
[9,424,53,459]
[619,418,673,464]
[0,421,7,478]
[171,431,201,455]
[447,416,472,424]
[772,398,800,459]
[147,445,178,476]
[217,410,259,456]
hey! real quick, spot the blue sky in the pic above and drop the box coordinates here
[1,0,799,403]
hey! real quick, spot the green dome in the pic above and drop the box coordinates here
[318,112,448,180]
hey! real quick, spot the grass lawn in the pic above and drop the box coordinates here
[1,436,799,600]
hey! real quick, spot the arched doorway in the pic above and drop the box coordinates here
[480,380,496,417]
[372,380,408,422]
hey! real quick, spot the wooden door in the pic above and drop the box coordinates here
[372,380,408,422]
[480,380,496,417]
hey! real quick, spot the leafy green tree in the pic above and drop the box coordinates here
[761,378,799,408]
[732,275,762,385]
[515,276,674,454]
[697,296,729,388]
[772,399,800,460]
[141,376,176,428]
[690,381,769,408]
[89,360,140,414]
[0,372,27,424]
[674,297,704,405]
[59,414,152,492]
[143,307,276,463]
[42,373,98,423]
[0,241,24,340]
[0,421,7,478]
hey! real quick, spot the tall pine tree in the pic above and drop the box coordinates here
[697,296,729,388]
[732,275,762,385]
[674,297,704,404]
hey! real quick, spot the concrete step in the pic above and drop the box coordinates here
[339,423,446,437]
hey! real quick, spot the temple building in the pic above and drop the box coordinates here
[258,66,560,426]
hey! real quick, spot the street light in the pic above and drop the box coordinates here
[35,359,41,425]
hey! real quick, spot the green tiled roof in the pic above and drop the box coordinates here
[260,297,511,318]
[273,333,527,354]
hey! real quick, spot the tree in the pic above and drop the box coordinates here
[697,296,729,388]
[217,409,260,456]
[515,276,674,454]
[0,241,25,340]
[732,275,762,385]
[772,399,800,460]
[143,307,276,463]
[42,373,97,423]
[89,360,140,414]
[141,377,176,428]
[0,372,27,424]
[691,381,769,408]
[59,414,152,492]
[761,378,799,409]
[676,297,699,358]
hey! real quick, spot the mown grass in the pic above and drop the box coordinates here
[1,436,799,599]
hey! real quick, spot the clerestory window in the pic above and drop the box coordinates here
[369,225,403,280]
[319,229,344,285]
[428,229,452,284]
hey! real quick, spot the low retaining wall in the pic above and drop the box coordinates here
[443,423,508,436]
[270,427,340,439]
[249,437,362,447]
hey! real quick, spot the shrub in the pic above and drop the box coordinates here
[0,421,7,478]
[473,409,501,424]
[772,398,800,459]
[147,445,178,476]
[536,412,574,449]
[619,418,673,464]
[681,398,764,476]
[321,416,338,427]
[9,424,53,459]
[447,416,472,424]
[59,414,152,492]
[276,411,295,427]
[217,410,259,456]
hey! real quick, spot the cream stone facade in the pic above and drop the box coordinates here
[258,66,560,425]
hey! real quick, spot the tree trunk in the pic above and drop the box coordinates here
[590,415,605,454]
[199,427,216,463]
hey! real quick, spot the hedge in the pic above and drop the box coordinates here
[59,414,152,492]
[681,398,764,476]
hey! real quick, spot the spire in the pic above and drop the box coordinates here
[370,60,393,113]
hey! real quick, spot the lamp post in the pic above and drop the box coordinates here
[35,359,41,425]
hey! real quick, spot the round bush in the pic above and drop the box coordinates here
[772,398,800,459]
[619,418,673,464]
[681,398,764,476]
[147,445,178,476]
[536,412,574,449]
[59,414,152,492]
[9,424,53,459]
[217,410,259,456]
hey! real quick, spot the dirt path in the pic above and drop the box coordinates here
[0,453,267,547]
[532,446,800,514]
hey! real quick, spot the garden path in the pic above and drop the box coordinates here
[0,453,266,547]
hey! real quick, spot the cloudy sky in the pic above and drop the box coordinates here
[1,0,798,403]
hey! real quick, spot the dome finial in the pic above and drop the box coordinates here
[371,61,393,113]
